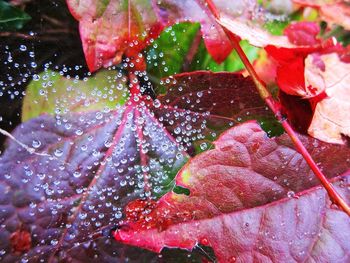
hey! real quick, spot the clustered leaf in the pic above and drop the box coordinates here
[0,0,350,262]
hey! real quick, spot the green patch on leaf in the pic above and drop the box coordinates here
[0,0,31,31]
[22,69,129,121]
[190,40,259,72]
[173,185,190,196]
[258,117,284,138]
[146,22,200,93]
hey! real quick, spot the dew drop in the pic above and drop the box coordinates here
[73,171,81,178]
[287,191,295,198]
[19,45,27,51]
[54,149,63,157]
[32,140,41,148]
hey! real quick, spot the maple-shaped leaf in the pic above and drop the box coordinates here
[294,0,350,30]
[0,71,273,261]
[115,121,350,262]
[306,53,350,144]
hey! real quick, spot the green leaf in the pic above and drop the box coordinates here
[190,40,259,72]
[146,22,200,92]
[22,69,129,122]
[0,0,31,31]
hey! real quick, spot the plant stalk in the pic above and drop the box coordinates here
[205,0,350,216]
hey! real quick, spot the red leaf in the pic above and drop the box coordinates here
[276,57,307,96]
[264,21,326,97]
[153,71,275,150]
[293,0,337,7]
[115,121,350,262]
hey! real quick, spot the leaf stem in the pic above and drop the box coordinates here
[205,0,350,216]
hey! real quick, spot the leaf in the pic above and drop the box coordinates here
[279,90,313,133]
[154,0,301,60]
[306,53,350,144]
[265,21,350,143]
[66,0,164,71]
[317,2,350,30]
[22,69,129,122]
[294,0,337,6]
[0,0,31,31]
[114,121,350,262]
[0,71,274,261]
[294,0,350,30]
[284,21,321,46]
[254,49,278,86]
[265,21,337,98]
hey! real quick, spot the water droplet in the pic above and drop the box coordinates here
[37,173,46,180]
[32,140,41,148]
[153,99,161,108]
[54,149,63,157]
[115,211,122,219]
[200,142,208,150]
[73,171,81,178]
[79,212,87,219]
[287,191,295,198]
[19,45,27,51]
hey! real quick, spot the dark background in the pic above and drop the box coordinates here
[0,0,88,149]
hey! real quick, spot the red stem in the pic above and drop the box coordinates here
[205,0,350,216]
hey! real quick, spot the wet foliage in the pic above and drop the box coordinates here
[1,0,350,262]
